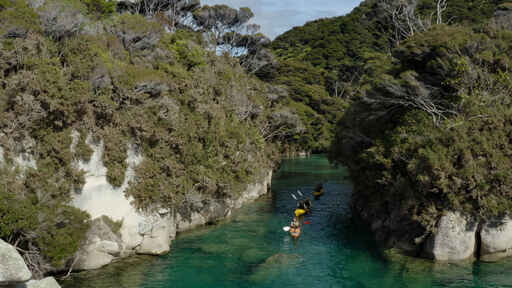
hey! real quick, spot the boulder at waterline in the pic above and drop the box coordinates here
[136,218,172,256]
[423,212,477,261]
[74,217,123,270]
[16,277,61,288]
[480,217,512,262]
[75,249,115,271]
[0,239,32,284]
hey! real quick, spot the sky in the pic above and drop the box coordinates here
[201,0,364,39]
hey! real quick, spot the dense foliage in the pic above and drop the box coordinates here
[261,0,508,152]
[329,17,512,230]
[0,0,286,275]
[2,0,510,275]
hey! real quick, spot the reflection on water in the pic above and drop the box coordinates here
[62,155,512,288]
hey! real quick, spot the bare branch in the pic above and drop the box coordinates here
[383,0,447,46]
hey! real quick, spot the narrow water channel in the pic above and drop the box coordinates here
[61,155,512,288]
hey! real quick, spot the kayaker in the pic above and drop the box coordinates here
[290,217,301,239]
[295,199,307,217]
[313,183,324,199]
[297,200,306,210]
[295,206,306,218]
[304,197,312,210]
[290,217,299,228]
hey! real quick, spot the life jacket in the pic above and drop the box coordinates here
[295,209,306,217]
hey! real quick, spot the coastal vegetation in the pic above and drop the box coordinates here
[260,0,510,152]
[0,0,299,276]
[324,0,512,235]
[231,0,512,235]
[3,0,512,279]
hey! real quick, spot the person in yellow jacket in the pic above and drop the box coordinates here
[295,208,306,217]
[295,200,306,218]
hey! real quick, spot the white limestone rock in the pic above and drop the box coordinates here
[18,277,61,288]
[424,212,477,261]
[0,239,32,284]
[136,217,173,255]
[75,249,114,270]
[70,134,272,269]
[74,216,123,270]
[93,240,121,256]
[480,217,512,262]
[71,139,145,252]
[0,146,4,166]
[232,170,272,209]
[176,211,206,232]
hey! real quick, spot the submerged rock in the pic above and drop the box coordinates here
[0,239,32,284]
[249,253,301,282]
[199,243,232,254]
[423,212,477,261]
[227,238,254,248]
[262,253,301,266]
[240,248,272,264]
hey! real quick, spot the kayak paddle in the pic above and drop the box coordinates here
[291,193,297,200]
[283,226,290,232]
[297,190,303,197]
[304,220,311,225]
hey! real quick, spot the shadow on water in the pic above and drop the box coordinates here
[62,155,512,288]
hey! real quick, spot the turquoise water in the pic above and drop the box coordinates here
[61,155,512,288]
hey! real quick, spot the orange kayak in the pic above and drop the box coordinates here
[290,226,301,239]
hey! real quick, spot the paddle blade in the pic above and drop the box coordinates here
[304,221,311,225]
[297,190,303,197]
[291,194,297,200]
[283,226,290,232]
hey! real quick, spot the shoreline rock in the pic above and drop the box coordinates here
[0,239,61,288]
[71,139,273,271]
[0,239,32,285]
[355,203,512,263]
[15,277,61,288]
[423,212,477,262]
[480,217,512,262]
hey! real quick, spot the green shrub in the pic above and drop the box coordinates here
[102,128,128,188]
[35,205,90,269]
[0,164,90,271]
[0,0,41,35]
[75,130,93,162]
[0,0,278,274]
[81,0,116,19]
[100,215,123,236]
[160,33,206,70]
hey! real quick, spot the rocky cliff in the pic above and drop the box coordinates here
[360,205,512,263]
[0,0,284,277]
[71,139,272,270]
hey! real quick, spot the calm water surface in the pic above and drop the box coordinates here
[61,155,512,288]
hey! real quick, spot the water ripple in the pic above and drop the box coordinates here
[63,155,512,288]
